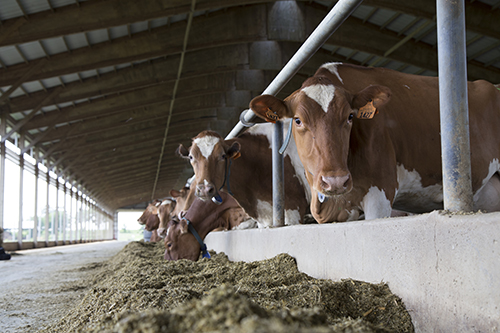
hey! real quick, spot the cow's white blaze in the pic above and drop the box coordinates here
[247,122,311,203]
[161,199,172,206]
[302,84,335,113]
[320,62,344,84]
[194,136,220,159]
[394,164,443,211]
[360,187,392,220]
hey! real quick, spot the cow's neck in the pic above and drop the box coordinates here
[191,214,228,240]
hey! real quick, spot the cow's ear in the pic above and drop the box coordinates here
[352,85,391,119]
[170,189,180,198]
[176,144,190,159]
[179,219,189,234]
[249,95,291,123]
[226,141,241,160]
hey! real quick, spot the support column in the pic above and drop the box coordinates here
[18,139,24,249]
[54,181,59,245]
[69,189,73,244]
[63,186,67,244]
[45,171,50,246]
[0,112,6,232]
[33,161,39,248]
[272,121,285,226]
[436,0,473,211]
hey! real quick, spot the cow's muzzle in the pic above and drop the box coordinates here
[195,182,217,200]
[320,174,352,195]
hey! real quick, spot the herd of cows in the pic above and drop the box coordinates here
[138,62,500,261]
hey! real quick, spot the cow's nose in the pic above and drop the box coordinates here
[321,174,350,192]
[196,183,216,197]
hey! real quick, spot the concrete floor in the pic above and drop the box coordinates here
[0,241,129,333]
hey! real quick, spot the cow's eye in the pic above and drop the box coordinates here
[189,155,193,160]
[167,243,172,248]
[348,113,354,123]
[294,117,303,127]
[221,154,226,160]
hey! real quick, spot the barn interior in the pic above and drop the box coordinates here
[1,0,500,215]
[1,1,500,332]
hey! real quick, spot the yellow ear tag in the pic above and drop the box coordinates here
[231,152,241,160]
[265,108,279,122]
[356,100,378,119]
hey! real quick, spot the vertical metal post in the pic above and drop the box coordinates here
[45,171,49,246]
[69,190,73,244]
[436,0,473,211]
[63,186,67,244]
[33,163,38,248]
[18,151,24,249]
[54,181,59,245]
[0,113,6,232]
[272,121,285,226]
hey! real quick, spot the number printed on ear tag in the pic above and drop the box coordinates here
[357,101,378,119]
[265,108,279,122]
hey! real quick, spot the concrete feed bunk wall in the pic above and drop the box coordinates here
[205,210,500,332]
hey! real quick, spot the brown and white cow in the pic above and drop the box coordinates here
[163,191,245,261]
[157,186,257,239]
[176,123,311,227]
[250,62,500,223]
[138,199,165,242]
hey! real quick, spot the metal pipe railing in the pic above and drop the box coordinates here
[225,0,364,226]
[436,0,473,211]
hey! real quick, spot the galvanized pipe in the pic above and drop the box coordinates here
[272,121,285,226]
[436,0,473,211]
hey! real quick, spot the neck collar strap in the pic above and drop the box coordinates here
[183,218,211,259]
[218,158,234,196]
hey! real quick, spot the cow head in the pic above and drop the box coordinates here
[163,218,201,261]
[249,69,390,222]
[156,198,176,238]
[177,131,240,202]
[163,192,241,261]
[138,199,162,225]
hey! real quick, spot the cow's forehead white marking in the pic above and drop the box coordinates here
[320,62,343,84]
[302,84,336,113]
[161,199,172,206]
[193,136,220,159]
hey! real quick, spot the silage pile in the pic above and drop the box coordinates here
[42,241,414,333]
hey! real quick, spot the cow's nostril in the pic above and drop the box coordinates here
[343,175,350,188]
[321,174,350,192]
